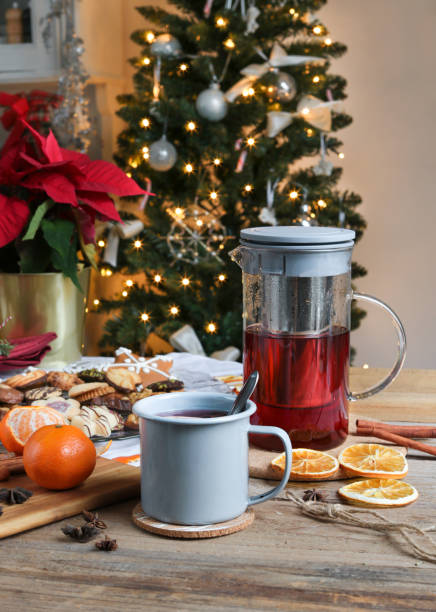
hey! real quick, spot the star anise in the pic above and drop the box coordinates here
[95,535,118,551]
[302,489,326,503]
[82,510,107,530]
[0,487,33,504]
[61,523,99,542]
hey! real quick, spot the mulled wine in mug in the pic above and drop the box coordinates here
[133,392,292,525]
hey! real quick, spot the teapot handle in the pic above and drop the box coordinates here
[348,292,406,401]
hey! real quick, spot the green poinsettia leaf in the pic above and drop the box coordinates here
[0,339,13,357]
[22,200,54,241]
[41,218,81,290]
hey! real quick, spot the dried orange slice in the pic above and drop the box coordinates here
[338,478,418,507]
[272,448,339,480]
[338,443,407,479]
[0,405,66,455]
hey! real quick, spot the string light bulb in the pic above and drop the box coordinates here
[153,274,162,283]
[312,75,320,83]
[246,137,256,148]
[318,199,327,208]
[129,159,138,168]
[301,107,310,116]
[216,16,227,27]
[213,157,222,166]
[122,290,128,297]
[142,57,151,66]
[140,117,150,128]
[289,190,300,200]
[141,312,150,322]
[126,172,132,178]
[196,219,203,227]
[338,152,345,159]
[306,128,313,137]
[145,31,155,43]
[181,276,190,287]
[93,299,100,306]
[186,121,197,132]
[210,191,218,200]
[184,163,194,173]
[97,240,105,248]
[174,207,184,217]
[125,279,134,287]
[206,322,217,334]
[169,305,179,316]
[133,240,142,249]
[324,37,332,46]
[217,273,226,282]
[312,25,323,35]
[244,184,253,193]
[179,63,188,72]
[242,87,255,97]
[224,38,235,50]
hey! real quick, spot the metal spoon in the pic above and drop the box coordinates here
[229,371,259,416]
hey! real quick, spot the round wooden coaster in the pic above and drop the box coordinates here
[132,503,254,539]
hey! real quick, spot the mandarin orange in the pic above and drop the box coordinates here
[23,424,96,490]
[0,405,66,455]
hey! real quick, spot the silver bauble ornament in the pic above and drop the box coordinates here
[294,203,318,227]
[150,33,182,59]
[195,82,228,122]
[262,68,297,103]
[148,136,177,172]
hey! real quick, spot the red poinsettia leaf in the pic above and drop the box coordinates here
[78,191,122,223]
[21,120,63,163]
[0,120,25,162]
[76,159,146,196]
[75,207,96,244]
[22,171,78,205]
[0,193,30,247]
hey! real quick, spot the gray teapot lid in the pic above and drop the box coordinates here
[240,226,355,246]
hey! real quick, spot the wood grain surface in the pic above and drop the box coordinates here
[0,458,140,539]
[0,368,435,611]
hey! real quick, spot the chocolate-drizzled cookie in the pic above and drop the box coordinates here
[146,379,184,393]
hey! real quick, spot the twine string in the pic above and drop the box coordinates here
[283,490,436,563]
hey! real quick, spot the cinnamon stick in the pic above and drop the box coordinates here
[0,455,24,475]
[356,426,436,457]
[356,419,436,439]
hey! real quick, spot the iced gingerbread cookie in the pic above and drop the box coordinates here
[114,347,173,387]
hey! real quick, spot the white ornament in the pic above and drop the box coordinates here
[266,95,344,138]
[150,34,182,59]
[116,219,145,239]
[313,158,334,176]
[196,82,228,122]
[148,136,177,171]
[259,207,277,225]
[245,4,260,34]
[170,324,206,355]
[102,226,120,267]
[225,42,324,102]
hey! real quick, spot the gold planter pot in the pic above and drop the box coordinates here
[0,267,90,369]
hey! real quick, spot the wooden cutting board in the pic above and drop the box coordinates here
[0,457,140,539]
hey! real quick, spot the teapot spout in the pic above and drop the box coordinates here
[229,246,243,267]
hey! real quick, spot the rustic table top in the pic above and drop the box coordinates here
[1,368,436,611]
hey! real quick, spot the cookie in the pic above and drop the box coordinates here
[69,383,115,403]
[24,386,63,401]
[70,414,97,437]
[114,348,173,387]
[91,393,132,413]
[129,389,153,404]
[0,384,24,405]
[31,397,80,419]
[77,368,106,383]
[125,413,140,430]
[147,379,184,393]
[46,371,84,391]
[4,369,47,390]
[105,367,141,393]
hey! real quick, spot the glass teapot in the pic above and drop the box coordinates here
[230,226,406,451]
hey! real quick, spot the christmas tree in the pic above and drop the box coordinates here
[98,0,366,356]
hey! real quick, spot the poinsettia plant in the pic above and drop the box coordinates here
[0,120,148,288]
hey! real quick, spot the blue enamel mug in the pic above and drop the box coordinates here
[133,392,292,525]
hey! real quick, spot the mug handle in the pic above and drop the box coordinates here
[247,425,292,507]
[349,291,407,401]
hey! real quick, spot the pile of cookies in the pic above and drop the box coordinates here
[0,353,184,439]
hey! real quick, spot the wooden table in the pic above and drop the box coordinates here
[1,368,436,611]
